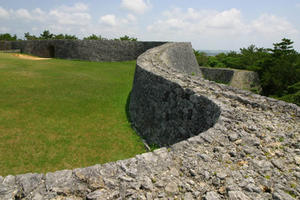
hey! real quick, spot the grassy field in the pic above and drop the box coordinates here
[0,53,145,176]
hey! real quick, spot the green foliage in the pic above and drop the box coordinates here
[39,30,54,39]
[258,39,300,100]
[194,50,209,66]
[116,35,137,41]
[25,30,78,40]
[207,56,225,68]
[53,34,78,40]
[195,38,300,106]
[24,32,38,40]
[278,82,300,106]
[149,144,159,151]
[0,33,17,41]
[83,34,106,40]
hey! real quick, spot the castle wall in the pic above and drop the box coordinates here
[0,40,166,61]
[129,43,219,146]
[199,67,262,92]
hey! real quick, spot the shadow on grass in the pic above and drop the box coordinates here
[125,91,152,151]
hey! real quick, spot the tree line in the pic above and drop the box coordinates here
[194,38,300,106]
[0,30,137,41]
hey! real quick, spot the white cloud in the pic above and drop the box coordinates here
[127,14,137,22]
[2,3,91,26]
[208,8,243,29]
[58,3,88,12]
[100,14,117,26]
[99,13,138,28]
[251,14,298,36]
[0,6,10,19]
[121,0,151,14]
[146,8,299,49]
[49,3,91,25]
[0,26,10,32]
[15,9,33,20]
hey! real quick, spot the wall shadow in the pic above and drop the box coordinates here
[129,65,221,147]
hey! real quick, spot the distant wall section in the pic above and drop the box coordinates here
[200,67,262,92]
[0,40,166,62]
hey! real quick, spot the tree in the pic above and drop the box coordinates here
[270,38,296,57]
[39,30,54,40]
[64,34,77,40]
[56,34,78,40]
[0,33,17,41]
[194,50,209,66]
[207,56,225,68]
[116,35,137,41]
[24,32,38,40]
[83,34,106,40]
[258,38,300,97]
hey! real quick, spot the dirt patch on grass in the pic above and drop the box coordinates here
[12,53,51,60]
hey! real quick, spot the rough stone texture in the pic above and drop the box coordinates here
[0,42,299,200]
[0,40,166,62]
[0,41,13,50]
[200,67,262,92]
[160,43,202,76]
[130,42,219,146]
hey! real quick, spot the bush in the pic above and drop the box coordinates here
[0,33,17,41]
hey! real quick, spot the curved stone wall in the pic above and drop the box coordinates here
[0,42,299,200]
[130,43,219,146]
[0,40,165,61]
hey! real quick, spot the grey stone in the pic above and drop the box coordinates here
[271,159,285,171]
[73,165,104,190]
[228,133,239,142]
[228,191,251,200]
[146,192,153,200]
[295,156,300,165]
[216,172,227,180]
[31,192,44,200]
[141,176,153,191]
[198,154,211,162]
[16,173,44,196]
[86,189,107,200]
[273,190,295,200]
[0,186,21,200]
[165,181,178,194]
[204,191,221,200]
[183,192,194,200]
[3,175,15,186]
[244,183,261,193]
[45,170,87,196]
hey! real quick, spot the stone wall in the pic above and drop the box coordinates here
[0,41,12,50]
[200,67,262,92]
[129,43,219,146]
[0,42,299,200]
[0,40,166,62]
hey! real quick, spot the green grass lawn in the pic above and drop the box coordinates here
[0,53,145,176]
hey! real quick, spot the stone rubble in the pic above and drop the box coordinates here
[0,43,299,199]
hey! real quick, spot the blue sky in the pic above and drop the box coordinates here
[1,0,299,50]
